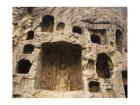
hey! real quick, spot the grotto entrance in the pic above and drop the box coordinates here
[41,15,54,32]
[90,34,101,44]
[35,41,82,91]
[17,59,31,74]
[96,53,113,79]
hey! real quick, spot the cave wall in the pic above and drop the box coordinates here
[12,7,127,98]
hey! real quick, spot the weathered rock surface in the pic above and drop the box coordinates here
[13,7,127,98]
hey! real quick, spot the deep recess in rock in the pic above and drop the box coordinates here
[72,26,82,34]
[89,29,106,45]
[121,70,127,97]
[96,53,113,79]
[88,81,100,92]
[23,44,34,54]
[41,15,54,32]
[27,30,34,40]
[124,85,127,98]
[27,31,34,40]
[90,34,101,44]
[35,41,82,91]
[16,59,31,74]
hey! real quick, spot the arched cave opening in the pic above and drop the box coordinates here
[96,53,113,79]
[90,34,101,44]
[16,59,31,74]
[35,41,82,91]
[23,44,34,54]
[41,15,54,32]
[116,30,123,52]
[56,22,65,31]
[88,81,100,92]
[72,26,82,34]
[27,30,34,40]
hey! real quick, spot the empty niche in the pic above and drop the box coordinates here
[16,59,31,74]
[27,31,34,40]
[96,53,113,79]
[23,44,34,54]
[88,81,100,92]
[72,26,82,34]
[90,34,101,44]
[116,30,123,52]
[89,29,106,45]
[121,70,127,98]
[35,41,83,91]
[41,15,54,32]
[56,22,65,31]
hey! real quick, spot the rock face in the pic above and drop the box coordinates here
[12,7,127,98]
